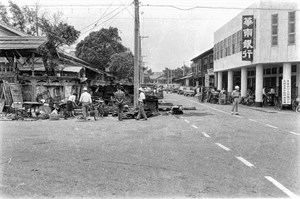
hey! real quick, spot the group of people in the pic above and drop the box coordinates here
[65,84,148,121]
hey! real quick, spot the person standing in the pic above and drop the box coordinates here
[79,87,92,120]
[66,93,77,118]
[231,85,240,115]
[114,84,126,121]
[136,88,147,120]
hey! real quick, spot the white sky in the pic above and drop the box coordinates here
[3,0,259,71]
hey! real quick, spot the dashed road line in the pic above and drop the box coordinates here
[289,132,300,136]
[202,132,210,138]
[249,119,257,122]
[215,143,231,151]
[235,156,255,168]
[191,125,198,129]
[266,124,278,129]
[234,115,243,118]
[184,119,190,123]
[265,176,298,198]
[180,97,231,115]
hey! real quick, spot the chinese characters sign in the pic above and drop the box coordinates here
[242,15,254,61]
[282,79,291,104]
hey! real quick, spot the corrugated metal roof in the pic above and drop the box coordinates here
[0,36,47,49]
[0,22,29,37]
[63,66,82,73]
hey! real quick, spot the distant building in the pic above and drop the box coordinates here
[191,48,214,88]
[214,0,300,106]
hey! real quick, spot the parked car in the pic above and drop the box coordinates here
[184,87,195,96]
[178,86,185,95]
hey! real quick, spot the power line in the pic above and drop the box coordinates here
[80,3,133,36]
[88,0,115,33]
[142,4,300,11]
[79,6,123,32]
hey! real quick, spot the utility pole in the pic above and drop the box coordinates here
[139,36,148,84]
[134,0,140,108]
[35,3,39,36]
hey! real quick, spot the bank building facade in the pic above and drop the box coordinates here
[213,0,299,106]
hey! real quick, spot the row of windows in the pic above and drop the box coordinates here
[272,11,296,46]
[214,11,296,60]
[214,26,256,61]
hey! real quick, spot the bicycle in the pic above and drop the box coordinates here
[90,98,105,121]
[292,97,300,114]
[274,96,282,110]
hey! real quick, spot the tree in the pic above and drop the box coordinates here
[0,2,9,25]
[75,27,127,71]
[38,18,80,75]
[8,0,26,31]
[108,51,134,81]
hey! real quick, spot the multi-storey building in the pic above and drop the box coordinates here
[214,0,299,106]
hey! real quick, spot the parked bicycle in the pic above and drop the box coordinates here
[292,97,300,114]
[274,96,282,110]
[90,98,105,121]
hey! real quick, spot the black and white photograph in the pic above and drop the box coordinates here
[0,0,299,198]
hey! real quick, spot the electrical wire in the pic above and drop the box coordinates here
[79,6,123,32]
[80,2,133,36]
[142,4,300,11]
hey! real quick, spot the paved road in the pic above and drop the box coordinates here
[164,92,300,198]
[1,93,299,198]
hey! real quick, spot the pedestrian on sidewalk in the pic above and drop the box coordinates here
[231,85,240,115]
[79,87,92,120]
[114,84,126,121]
[136,88,147,121]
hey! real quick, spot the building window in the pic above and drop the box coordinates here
[288,11,296,45]
[238,30,243,52]
[292,65,297,72]
[228,36,232,56]
[224,38,228,56]
[232,33,236,54]
[272,67,277,74]
[220,41,223,58]
[279,67,283,74]
[271,14,278,46]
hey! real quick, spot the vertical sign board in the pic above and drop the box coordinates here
[282,79,291,104]
[242,15,254,61]
[205,74,209,87]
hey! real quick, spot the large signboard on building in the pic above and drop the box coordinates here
[242,15,254,61]
[205,74,209,87]
[282,79,291,104]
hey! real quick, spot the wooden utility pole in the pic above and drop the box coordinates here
[134,0,140,108]
[35,3,39,36]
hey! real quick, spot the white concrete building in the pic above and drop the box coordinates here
[214,0,299,106]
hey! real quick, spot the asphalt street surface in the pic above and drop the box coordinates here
[1,92,299,198]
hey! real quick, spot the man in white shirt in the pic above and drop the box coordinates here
[136,88,147,120]
[79,87,92,120]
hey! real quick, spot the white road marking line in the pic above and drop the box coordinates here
[202,132,210,138]
[181,97,231,115]
[289,132,300,136]
[191,125,198,129]
[235,157,255,168]
[215,143,230,151]
[234,115,243,118]
[184,119,190,123]
[249,119,257,122]
[265,176,299,198]
[266,124,278,129]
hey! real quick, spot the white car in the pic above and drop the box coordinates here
[183,87,195,96]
